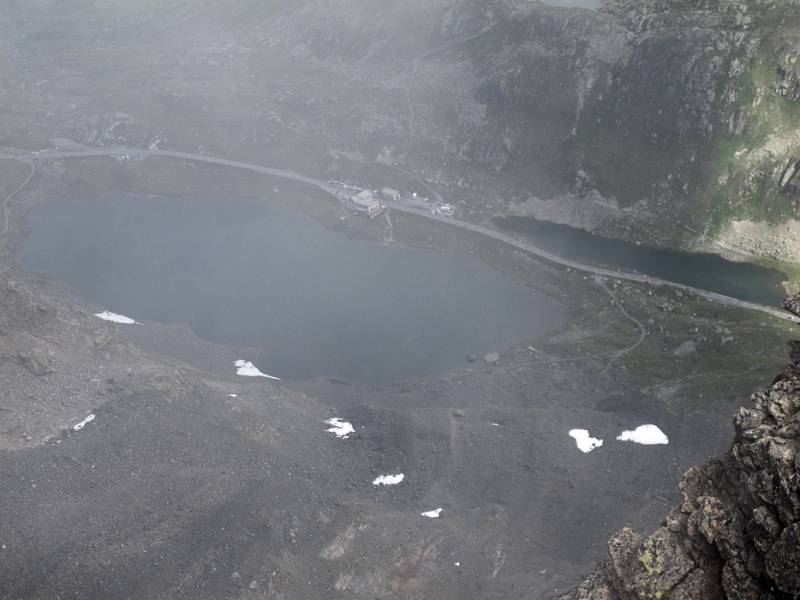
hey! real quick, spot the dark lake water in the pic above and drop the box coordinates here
[19,196,565,382]
[493,216,788,306]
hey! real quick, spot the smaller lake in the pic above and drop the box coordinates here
[493,216,788,307]
[19,196,565,383]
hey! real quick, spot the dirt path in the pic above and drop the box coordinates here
[594,277,648,373]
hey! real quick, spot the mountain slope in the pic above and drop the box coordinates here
[558,338,800,599]
[3,0,800,260]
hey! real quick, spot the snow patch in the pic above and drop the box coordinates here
[421,508,443,518]
[325,418,355,439]
[228,394,238,398]
[73,414,96,431]
[569,429,603,453]
[617,424,669,445]
[372,473,405,486]
[234,360,280,380]
[94,311,136,324]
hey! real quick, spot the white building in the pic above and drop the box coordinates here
[349,190,383,218]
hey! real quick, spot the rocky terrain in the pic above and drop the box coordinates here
[4,0,800,260]
[1,149,797,598]
[2,149,796,598]
[238,0,800,257]
[2,1,800,598]
[558,335,800,599]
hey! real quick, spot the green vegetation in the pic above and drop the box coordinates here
[703,34,800,237]
[639,547,655,573]
[637,538,668,600]
[574,109,688,209]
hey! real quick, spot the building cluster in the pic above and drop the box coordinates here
[344,188,403,218]
[333,180,455,219]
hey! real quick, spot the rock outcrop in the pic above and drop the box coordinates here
[255,0,800,252]
[557,338,800,599]
[5,0,800,254]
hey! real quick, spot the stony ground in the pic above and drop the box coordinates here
[1,1,799,597]
[558,343,800,600]
[0,153,796,599]
[0,263,742,600]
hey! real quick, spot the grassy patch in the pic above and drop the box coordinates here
[700,52,800,236]
[575,117,688,208]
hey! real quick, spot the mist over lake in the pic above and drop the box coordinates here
[19,195,565,382]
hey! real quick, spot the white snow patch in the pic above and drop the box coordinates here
[421,508,443,518]
[454,562,461,567]
[372,473,405,486]
[569,429,603,453]
[617,424,669,445]
[94,311,136,324]
[228,393,238,398]
[73,414,96,431]
[324,418,355,439]
[234,360,280,380]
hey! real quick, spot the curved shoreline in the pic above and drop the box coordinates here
[0,158,35,247]
[1,145,796,324]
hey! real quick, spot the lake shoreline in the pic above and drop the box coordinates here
[18,193,567,383]
[1,151,796,598]
[492,215,789,307]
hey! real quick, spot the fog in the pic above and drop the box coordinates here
[541,0,603,8]
[20,194,564,382]
[0,2,794,599]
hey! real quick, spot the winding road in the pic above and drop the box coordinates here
[0,144,796,324]
[0,158,35,247]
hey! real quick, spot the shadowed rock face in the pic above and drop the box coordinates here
[261,0,800,248]
[5,0,800,254]
[443,0,800,250]
[783,293,800,318]
[558,339,800,600]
